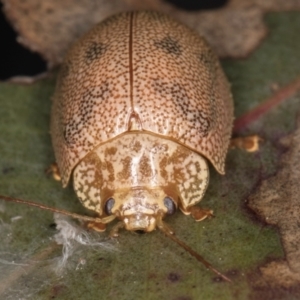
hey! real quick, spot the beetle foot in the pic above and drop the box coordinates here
[230,135,262,152]
[188,206,214,222]
[46,163,61,181]
[109,221,125,238]
[87,221,107,232]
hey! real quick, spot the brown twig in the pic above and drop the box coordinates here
[233,76,300,132]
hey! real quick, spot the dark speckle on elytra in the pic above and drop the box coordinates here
[167,272,181,282]
[154,36,182,56]
[85,41,107,64]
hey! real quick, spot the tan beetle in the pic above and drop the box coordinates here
[1,11,233,281]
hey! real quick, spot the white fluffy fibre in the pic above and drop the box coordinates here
[0,212,117,299]
[0,216,51,300]
[53,213,116,273]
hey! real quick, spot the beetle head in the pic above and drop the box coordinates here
[104,187,177,232]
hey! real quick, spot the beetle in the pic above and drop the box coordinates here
[1,11,233,281]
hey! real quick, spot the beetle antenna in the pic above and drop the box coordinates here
[0,195,114,224]
[157,217,231,283]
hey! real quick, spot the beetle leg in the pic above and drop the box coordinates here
[109,221,125,237]
[181,206,214,222]
[46,163,61,181]
[190,206,214,221]
[87,221,107,232]
[87,215,116,232]
[230,135,262,152]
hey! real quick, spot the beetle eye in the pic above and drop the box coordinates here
[105,198,115,215]
[164,197,176,215]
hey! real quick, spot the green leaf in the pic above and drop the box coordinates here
[0,12,299,300]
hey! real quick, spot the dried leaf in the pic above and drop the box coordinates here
[2,0,132,66]
[248,116,300,288]
[2,0,300,71]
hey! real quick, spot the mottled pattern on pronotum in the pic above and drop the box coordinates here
[73,134,209,221]
[51,11,233,233]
